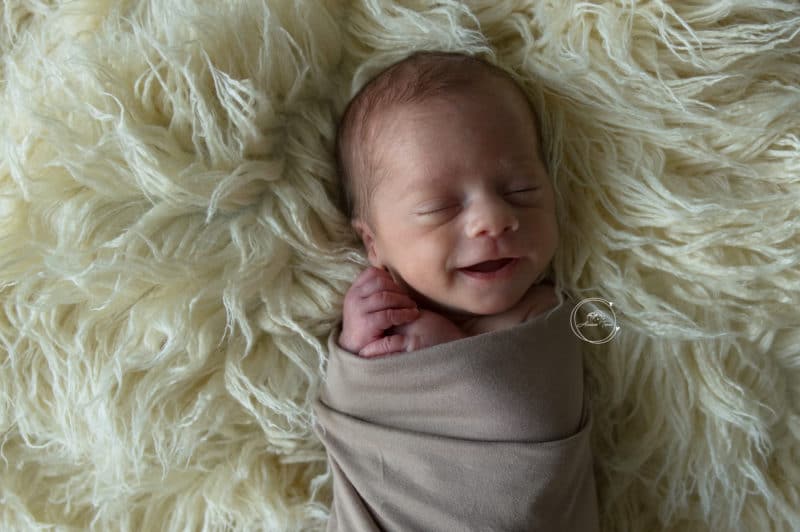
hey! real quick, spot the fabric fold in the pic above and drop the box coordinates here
[312,300,600,532]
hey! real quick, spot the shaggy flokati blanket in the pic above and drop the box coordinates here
[1,0,798,530]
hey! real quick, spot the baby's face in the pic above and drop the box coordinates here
[353,78,558,318]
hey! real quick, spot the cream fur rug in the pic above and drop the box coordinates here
[1,0,799,530]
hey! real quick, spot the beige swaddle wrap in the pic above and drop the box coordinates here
[312,299,599,531]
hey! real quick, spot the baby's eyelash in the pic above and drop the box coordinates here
[506,187,539,194]
[420,205,457,214]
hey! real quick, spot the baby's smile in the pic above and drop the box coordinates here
[458,256,519,275]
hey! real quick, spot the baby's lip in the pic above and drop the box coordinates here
[458,256,519,270]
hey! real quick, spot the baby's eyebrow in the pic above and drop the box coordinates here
[498,154,540,171]
[398,169,453,194]
[398,181,447,200]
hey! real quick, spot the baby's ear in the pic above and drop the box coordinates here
[351,218,382,268]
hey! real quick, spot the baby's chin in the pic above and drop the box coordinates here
[424,285,536,320]
[454,295,527,317]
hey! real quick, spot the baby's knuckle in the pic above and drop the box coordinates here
[352,271,373,290]
[360,267,377,279]
[368,275,385,290]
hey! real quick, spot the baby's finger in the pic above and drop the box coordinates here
[357,273,407,298]
[367,307,420,331]
[359,335,407,358]
[361,290,417,313]
[351,266,382,287]
[353,265,395,285]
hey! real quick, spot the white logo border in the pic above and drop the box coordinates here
[570,297,621,344]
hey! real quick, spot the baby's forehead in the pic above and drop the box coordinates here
[372,91,537,155]
[373,78,535,136]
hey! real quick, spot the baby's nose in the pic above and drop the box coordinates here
[465,197,519,238]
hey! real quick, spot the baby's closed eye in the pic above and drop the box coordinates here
[412,200,462,222]
[412,185,540,219]
[416,203,458,215]
[503,186,541,207]
[505,186,538,194]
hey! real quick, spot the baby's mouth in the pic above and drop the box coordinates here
[461,258,515,273]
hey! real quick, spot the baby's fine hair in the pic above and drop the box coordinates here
[335,51,539,223]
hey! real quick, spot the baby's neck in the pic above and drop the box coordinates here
[410,292,479,326]
[429,280,558,337]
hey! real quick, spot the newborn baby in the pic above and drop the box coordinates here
[313,51,599,532]
[337,52,560,356]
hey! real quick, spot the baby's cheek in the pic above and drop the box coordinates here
[529,215,559,261]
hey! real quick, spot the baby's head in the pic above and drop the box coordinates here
[336,51,558,318]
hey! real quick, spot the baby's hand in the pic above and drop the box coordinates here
[338,267,421,357]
